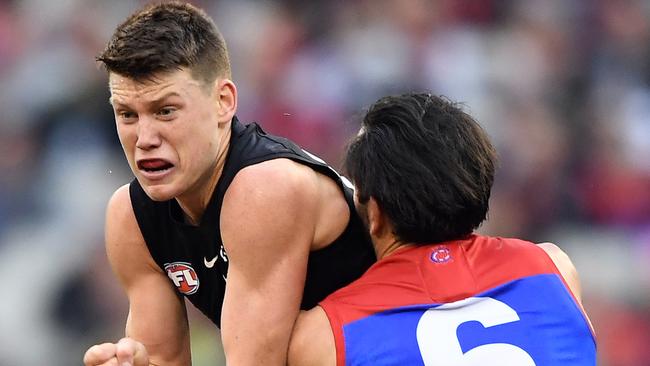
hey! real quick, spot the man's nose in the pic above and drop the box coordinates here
[135,117,162,150]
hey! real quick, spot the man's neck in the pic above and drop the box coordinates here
[176,125,232,225]
[374,236,414,260]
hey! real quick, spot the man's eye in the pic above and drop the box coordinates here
[119,111,137,120]
[158,107,177,117]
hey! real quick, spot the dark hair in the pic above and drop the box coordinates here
[97,1,230,84]
[345,93,497,244]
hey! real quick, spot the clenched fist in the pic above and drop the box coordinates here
[83,337,150,366]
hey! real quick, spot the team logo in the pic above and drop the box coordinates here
[204,255,217,269]
[164,262,200,295]
[430,246,452,264]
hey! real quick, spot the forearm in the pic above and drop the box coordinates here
[222,297,297,365]
[125,304,192,366]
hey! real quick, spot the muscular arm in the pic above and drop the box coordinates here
[105,185,191,365]
[220,159,321,365]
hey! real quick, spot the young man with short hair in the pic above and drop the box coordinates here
[83,2,375,365]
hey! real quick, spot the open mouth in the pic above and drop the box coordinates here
[137,159,174,173]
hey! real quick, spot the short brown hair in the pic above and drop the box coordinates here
[97,1,230,84]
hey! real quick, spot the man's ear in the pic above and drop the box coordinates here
[213,78,237,123]
[367,197,387,238]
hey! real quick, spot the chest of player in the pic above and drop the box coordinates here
[154,222,229,326]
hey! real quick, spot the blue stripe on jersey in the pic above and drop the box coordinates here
[341,274,596,366]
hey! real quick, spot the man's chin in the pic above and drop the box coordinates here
[139,182,177,202]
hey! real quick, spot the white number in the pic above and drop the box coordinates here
[416,297,536,365]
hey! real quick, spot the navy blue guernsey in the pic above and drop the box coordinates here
[129,117,376,327]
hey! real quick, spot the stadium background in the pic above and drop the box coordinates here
[0,0,648,365]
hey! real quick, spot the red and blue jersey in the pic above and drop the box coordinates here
[319,235,596,365]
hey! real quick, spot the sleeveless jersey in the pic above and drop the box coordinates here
[319,235,596,366]
[129,117,376,327]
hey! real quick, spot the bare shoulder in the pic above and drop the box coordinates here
[227,158,319,202]
[537,242,582,302]
[105,184,161,283]
[106,184,134,220]
[105,184,140,243]
[538,242,574,273]
[221,158,320,248]
[105,184,139,245]
[288,307,336,366]
[222,158,348,251]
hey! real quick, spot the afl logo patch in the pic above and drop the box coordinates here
[430,246,452,264]
[164,262,199,295]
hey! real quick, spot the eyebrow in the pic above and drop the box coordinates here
[109,92,183,107]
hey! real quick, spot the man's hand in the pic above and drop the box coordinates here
[83,337,150,366]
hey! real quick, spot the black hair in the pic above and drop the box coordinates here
[345,93,497,244]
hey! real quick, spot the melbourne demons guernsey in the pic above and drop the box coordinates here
[129,117,376,327]
[319,235,596,365]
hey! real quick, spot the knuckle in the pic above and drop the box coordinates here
[83,343,116,364]
[83,345,102,361]
[115,338,136,357]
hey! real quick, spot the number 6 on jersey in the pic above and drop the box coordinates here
[416,297,536,365]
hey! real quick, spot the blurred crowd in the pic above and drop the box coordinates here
[0,0,649,365]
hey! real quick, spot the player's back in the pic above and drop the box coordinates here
[319,234,596,366]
